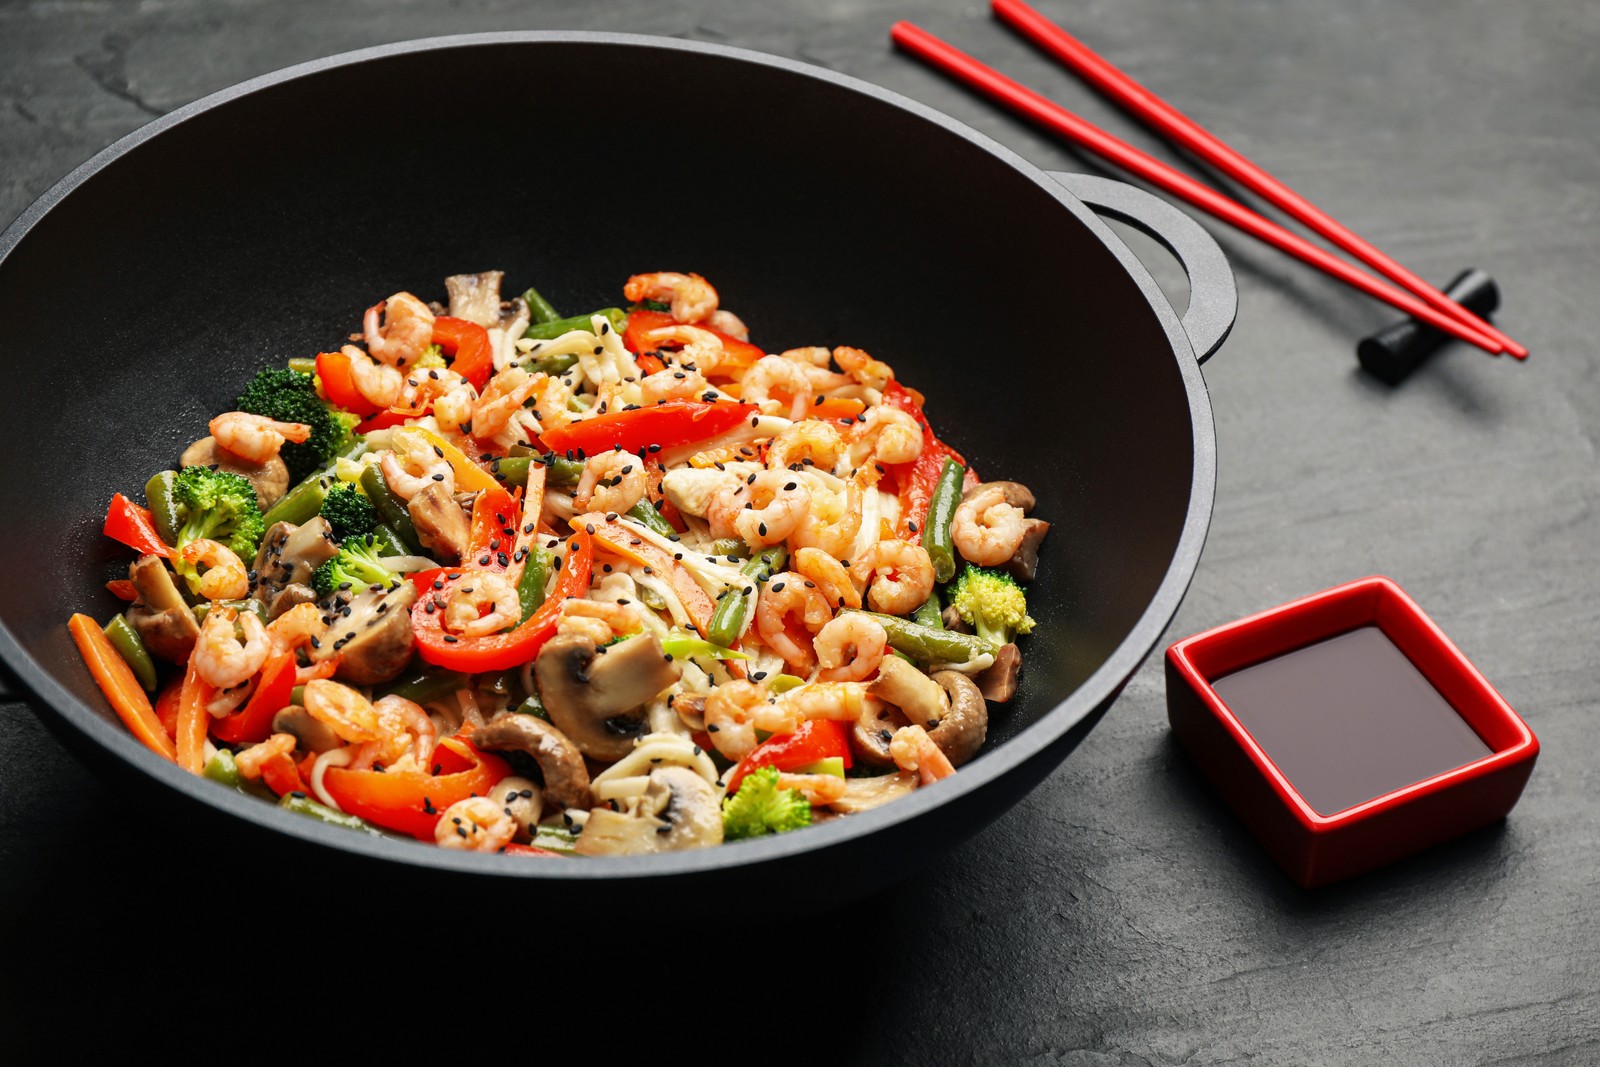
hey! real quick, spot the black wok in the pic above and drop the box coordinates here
[0,32,1234,907]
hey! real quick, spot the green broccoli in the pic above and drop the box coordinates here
[170,466,266,592]
[721,765,812,841]
[319,481,378,541]
[236,368,360,482]
[415,343,447,369]
[312,535,397,598]
[946,566,1036,646]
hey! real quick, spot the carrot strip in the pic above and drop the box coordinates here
[67,614,177,762]
[175,657,213,775]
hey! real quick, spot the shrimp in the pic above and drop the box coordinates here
[351,694,437,772]
[192,607,270,689]
[263,602,338,680]
[849,405,922,466]
[793,546,862,611]
[767,420,845,474]
[208,411,312,464]
[638,325,727,375]
[754,570,834,674]
[379,427,454,500]
[639,367,713,403]
[781,680,877,722]
[777,771,847,806]
[890,723,957,785]
[624,271,719,324]
[430,375,480,434]
[779,346,833,369]
[741,355,822,418]
[787,477,862,559]
[703,680,798,761]
[363,292,436,368]
[832,346,895,391]
[302,678,384,743]
[705,470,811,548]
[234,733,296,779]
[556,597,643,644]
[707,309,749,341]
[952,485,1029,566]
[574,450,650,515]
[470,366,545,439]
[851,539,936,616]
[178,539,249,601]
[342,344,405,409]
[435,796,518,852]
[813,614,887,682]
[442,571,521,639]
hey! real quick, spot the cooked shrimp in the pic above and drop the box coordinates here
[777,771,848,806]
[442,571,520,638]
[703,679,799,761]
[851,539,936,616]
[624,271,719,324]
[435,796,517,852]
[302,678,384,744]
[741,355,821,418]
[832,346,895,391]
[705,471,811,548]
[192,607,270,689]
[470,366,545,439]
[754,570,834,674]
[208,412,312,463]
[639,367,713,403]
[264,602,337,680]
[787,477,862,559]
[707,309,749,341]
[380,427,454,500]
[638,324,727,375]
[813,614,887,682]
[781,680,876,721]
[574,450,650,515]
[793,546,862,611]
[341,343,405,409]
[890,723,957,785]
[364,292,436,368]
[430,375,480,434]
[767,420,845,474]
[779,346,833,369]
[351,693,437,772]
[234,733,296,779]
[178,539,249,601]
[952,485,1028,566]
[555,597,643,644]
[849,405,922,466]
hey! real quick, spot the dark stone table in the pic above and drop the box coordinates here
[3,1,1595,1060]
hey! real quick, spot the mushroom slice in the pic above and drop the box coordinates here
[927,671,988,767]
[828,771,919,814]
[851,700,911,769]
[961,480,1036,514]
[868,656,946,725]
[271,706,342,754]
[1004,518,1051,583]
[180,437,291,510]
[975,643,1022,704]
[408,482,472,564]
[574,766,723,856]
[312,582,417,685]
[444,271,505,328]
[126,555,199,663]
[470,713,592,813]
[534,631,681,762]
[252,518,339,615]
[264,582,318,621]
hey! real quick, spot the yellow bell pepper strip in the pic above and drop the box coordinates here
[413,427,499,494]
[67,614,177,762]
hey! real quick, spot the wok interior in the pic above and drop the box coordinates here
[0,40,1194,770]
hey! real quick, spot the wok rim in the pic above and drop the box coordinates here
[0,30,1216,881]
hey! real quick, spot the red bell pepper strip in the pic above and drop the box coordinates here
[503,844,562,858]
[259,753,310,798]
[538,401,758,458]
[466,484,520,573]
[634,352,666,376]
[321,736,510,839]
[411,529,593,672]
[212,652,296,744]
[104,495,170,558]
[105,579,139,602]
[881,382,980,539]
[154,674,184,739]
[623,308,764,369]
[725,718,853,794]
[433,316,494,392]
[356,408,414,433]
[315,350,382,417]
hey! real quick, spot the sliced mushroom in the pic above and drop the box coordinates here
[470,713,592,812]
[444,271,505,328]
[311,582,417,685]
[941,605,972,634]
[852,700,911,769]
[869,655,946,726]
[180,437,291,510]
[264,582,318,620]
[488,297,531,370]
[407,482,471,564]
[669,691,708,731]
[976,642,1022,703]
[534,631,681,761]
[271,705,342,754]
[828,770,919,814]
[574,766,723,855]
[961,480,1036,514]
[125,555,199,663]
[252,518,339,616]
[927,671,988,767]
[1004,518,1051,583]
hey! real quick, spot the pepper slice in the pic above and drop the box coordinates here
[725,718,853,794]
[103,494,171,558]
[622,308,764,369]
[433,316,494,392]
[538,401,758,458]
[314,349,382,417]
[575,512,717,636]
[881,381,980,540]
[211,652,297,744]
[321,735,510,839]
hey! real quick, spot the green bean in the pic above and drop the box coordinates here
[262,471,333,527]
[566,394,594,414]
[517,546,549,623]
[369,523,405,556]
[290,685,305,705]
[707,545,788,647]
[519,286,562,325]
[526,351,580,376]
[103,614,157,692]
[286,357,318,375]
[489,455,531,489]
[514,693,549,720]
[143,470,182,545]
[922,458,965,584]
[203,749,242,789]
[710,538,750,559]
[768,674,806,693]
[846,609,996,666]
[359,465,422,554]
[627,501,676,539]
[912,597,945,631]
[379,664,471,705]
[506,446,583,485]
[279,792,387,836]
[531,823,579,853]
[523,307,626,341]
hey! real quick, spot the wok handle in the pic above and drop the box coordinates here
[1048,171,1237,363]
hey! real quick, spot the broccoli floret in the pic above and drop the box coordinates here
[415,343,447,369]
[170,466,266,592]
[312,535,397,598]
[721,765,812,841]
[235,368,360,482]
[319,482,378,541]
[946,566,1036,646]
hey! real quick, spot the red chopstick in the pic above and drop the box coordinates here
[991,0,1526,359]
[889,21,1507,358]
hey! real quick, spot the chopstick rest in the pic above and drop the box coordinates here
[1357,269,1502,385]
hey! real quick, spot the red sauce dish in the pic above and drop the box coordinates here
[1166,576,1538,888]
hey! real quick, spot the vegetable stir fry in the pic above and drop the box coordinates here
[71,271,1050,857]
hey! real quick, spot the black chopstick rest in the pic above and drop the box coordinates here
[1357,269,1501,384]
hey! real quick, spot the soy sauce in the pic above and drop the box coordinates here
[1212,626,1492,816]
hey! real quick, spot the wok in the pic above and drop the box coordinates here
[0,32,1234,907]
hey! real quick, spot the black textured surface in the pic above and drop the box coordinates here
[3,2,1597,1062]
